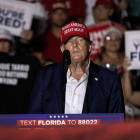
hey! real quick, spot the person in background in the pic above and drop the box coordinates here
[0,29,41,114]
[86,0,126,61]
[111,0,128,23]
[0,29,15,54]
[93,0,114,23]
[122,58,140,120]
[85,0,115,26]
[40,1,68,62]
[41,0,86,23]
[93,27,125,75]
[111,0,130,29]
[92,0,126,33]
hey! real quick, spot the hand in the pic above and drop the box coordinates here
[122,57,131,71]
[21,30,34,41]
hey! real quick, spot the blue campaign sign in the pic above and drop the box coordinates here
[0,113,124,128]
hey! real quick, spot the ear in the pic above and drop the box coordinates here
[109,9,114,16]
[89,44,92,53]
[60,44,65,53]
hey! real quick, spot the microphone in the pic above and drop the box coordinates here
[63,50,71,66]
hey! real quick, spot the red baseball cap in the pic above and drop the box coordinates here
[94,0,115,8]
[50,1,67,13]
[61,21,90,44]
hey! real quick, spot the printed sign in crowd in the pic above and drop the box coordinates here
[125,31,140,70]
[0,0,34,37]
[87,21,122,59]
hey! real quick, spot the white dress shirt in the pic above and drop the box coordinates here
[65,61,90,114]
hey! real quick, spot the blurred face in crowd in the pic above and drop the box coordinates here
[0,41,10,53]
[50,9,68,27]
[104,33,121,52]
[118,0,127,11]
[61,36,92,62]
[93,5,114,22]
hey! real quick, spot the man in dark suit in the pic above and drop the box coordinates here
[29,21,124,114]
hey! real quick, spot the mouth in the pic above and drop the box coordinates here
[72,51,80,54]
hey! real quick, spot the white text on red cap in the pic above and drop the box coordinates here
[62,23,85,31]
[64,28,84,35]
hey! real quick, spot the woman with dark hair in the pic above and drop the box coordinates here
[93,26,124,74]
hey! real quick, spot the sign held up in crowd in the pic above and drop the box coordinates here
[0,0,34,37]
[87,21,122,59]
[125,31,140,70]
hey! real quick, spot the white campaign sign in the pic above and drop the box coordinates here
[125,31,140,70]
[0,0,34,37]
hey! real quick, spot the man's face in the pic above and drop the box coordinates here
[50,9,68,27]
[61,36,92,62]
[93,5,114,22]
[0,41,10,53]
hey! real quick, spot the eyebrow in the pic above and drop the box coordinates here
[77,36,83,39]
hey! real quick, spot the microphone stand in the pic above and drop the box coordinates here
[62,50,71,114]
[62,64,68,114]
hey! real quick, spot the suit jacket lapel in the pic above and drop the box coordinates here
[54,63,64,113]
[82,61,101,113]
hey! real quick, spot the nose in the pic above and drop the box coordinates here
[73,40,77,47]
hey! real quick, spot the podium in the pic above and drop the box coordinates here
[0,113,124,128]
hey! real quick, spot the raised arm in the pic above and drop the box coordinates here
[122,57,140,107]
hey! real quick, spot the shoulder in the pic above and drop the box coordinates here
[92,54,102,65]
[90,62,121,88]
[90,61,118,79]
[38,62,63,75]
[34,62,63,84]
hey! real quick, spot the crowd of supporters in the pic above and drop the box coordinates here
[0,0,140,120]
